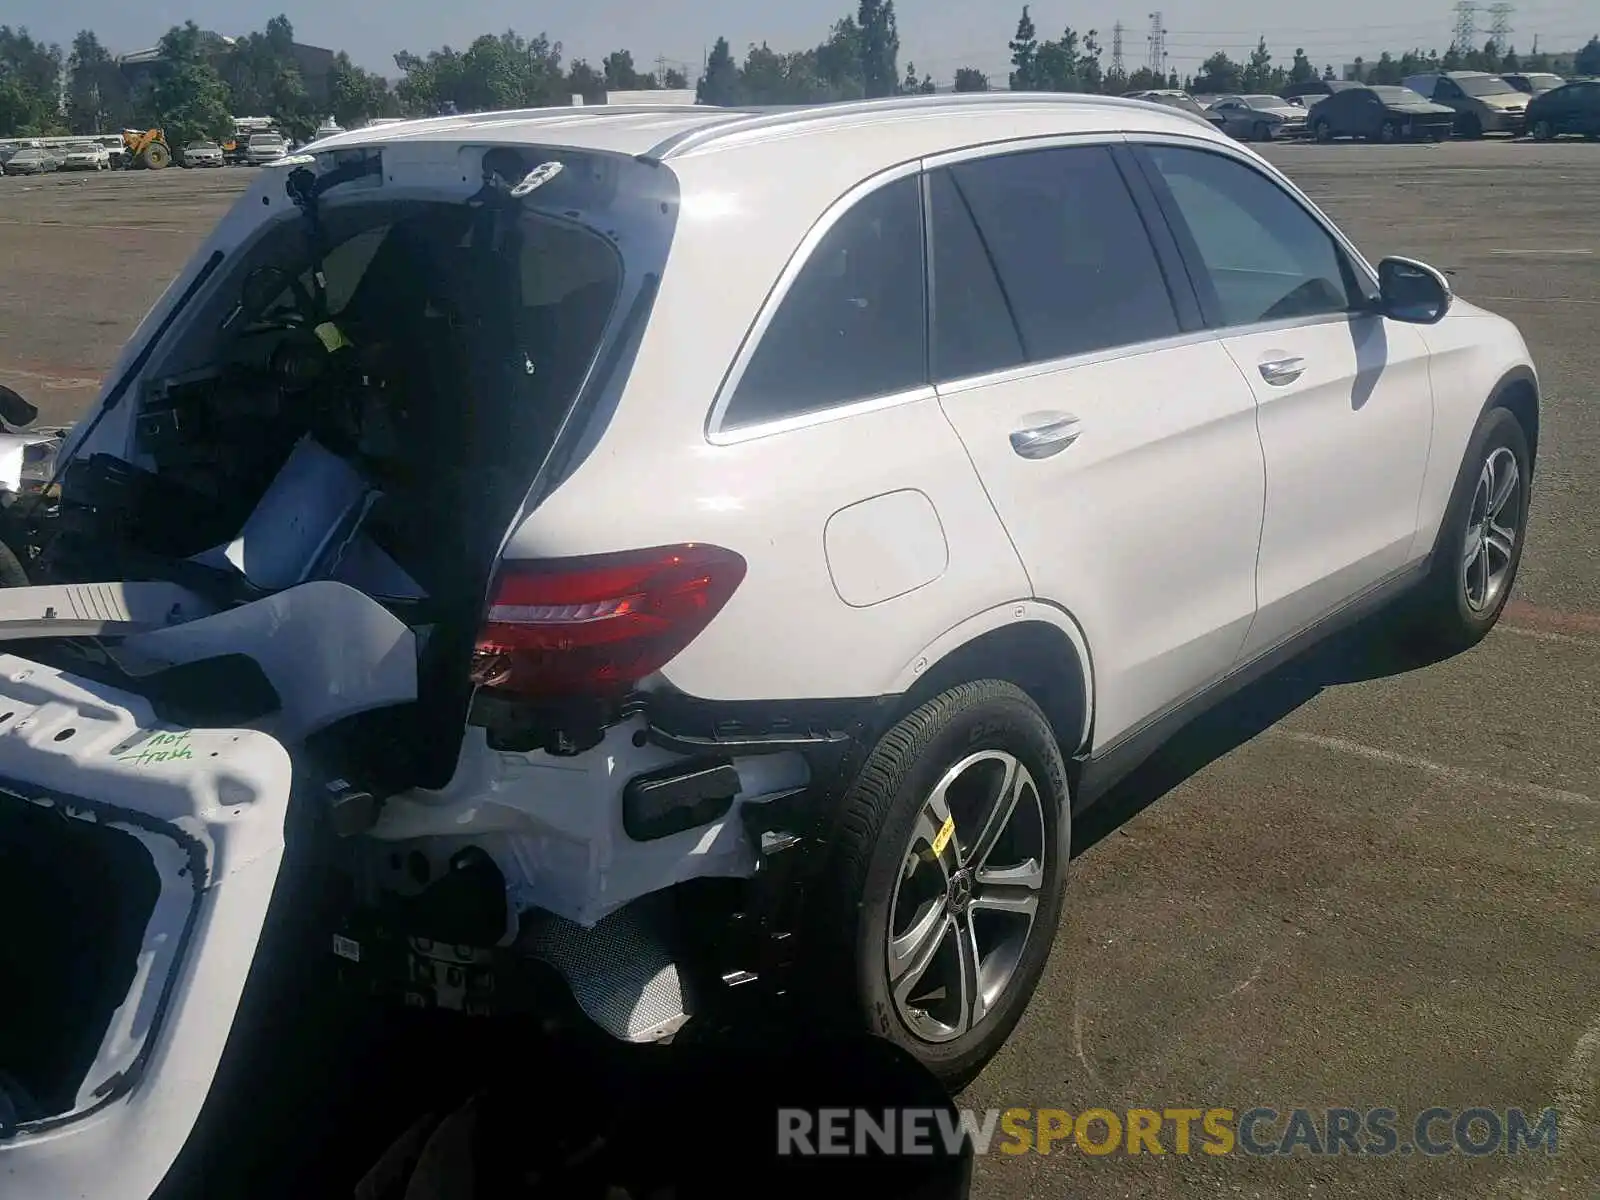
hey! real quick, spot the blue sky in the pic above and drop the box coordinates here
[10,0,1597,83]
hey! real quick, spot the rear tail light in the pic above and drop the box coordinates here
[470,544,747,699]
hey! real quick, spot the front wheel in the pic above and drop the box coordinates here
[1405,406,1531,657]
[1457,113,1483,139]
[1531,118,1554,141]
[1313,118,1333,143]
[1252,121,1271,142]
[813,680,1070,1088]
[1379,119,1399,143]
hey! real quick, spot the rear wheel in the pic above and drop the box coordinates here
[813,680,1070,1088]
[1405,406,1531,657]
[141,141,171,170]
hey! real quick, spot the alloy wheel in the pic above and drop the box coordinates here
[1461,445,1521,614]
[886,750,1048,1044]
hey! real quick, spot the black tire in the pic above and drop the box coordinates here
[812,680,1070,1088]
[1405,406,1531,657]
[1458,113,1483,139]
[1313,118,1333,143]
[0,538,29,587]
[1531,118,1554,141]
[1252,121,1270,142]
[1379,119,1399,143]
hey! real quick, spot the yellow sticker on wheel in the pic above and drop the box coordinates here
[931,815,956,858]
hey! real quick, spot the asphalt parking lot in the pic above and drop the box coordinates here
[2,143,1597,1198]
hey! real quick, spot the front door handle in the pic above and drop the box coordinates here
[1258,355,1306,386]
[1010,413,1082,459]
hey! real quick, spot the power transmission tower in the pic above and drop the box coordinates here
[1487,3,1513,46]
[1111,22,1126,74]
[1145,12,1167,74]
[655,54,669,86]
[1451,1,1477,51]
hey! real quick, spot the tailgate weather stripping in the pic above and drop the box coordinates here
[0,782,206,1137]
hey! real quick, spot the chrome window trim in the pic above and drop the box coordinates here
[1127,130,1383,294]
[933,311,1363,397]
[708,384,938,446]
[704,156,926,443]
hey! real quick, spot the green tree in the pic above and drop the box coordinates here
[1289,47,1314,83]
[0,26,65,136]
[663,67,688,88]
[1009,6,1039,90]
[327,51,393,127]
[1369,51,1402,84]
[66,30,130,133]
[953,66,989,91]
[603,50,643,91]
[146,22,233,145]
[1193,50,1242,94]
[1125,65,1162,91]
[1575,35,1600,76]
[697,36,740,104]
[857,0,900,98]
[565,59,606,103]
[1500,46,1520,71]
[815,18,865,96]
[1322,63,1336,80]
[1240,36,1275,91]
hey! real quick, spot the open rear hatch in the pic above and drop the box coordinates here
[0,650,293,1199]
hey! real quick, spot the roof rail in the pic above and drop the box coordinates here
[643,91,1193,160]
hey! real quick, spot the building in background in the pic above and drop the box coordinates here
[118,30,335,106]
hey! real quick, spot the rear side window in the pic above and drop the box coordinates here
[724,175,927,429]
[943,146,1180,365]
[1141,145,1361,328]
[928,169,1025,381]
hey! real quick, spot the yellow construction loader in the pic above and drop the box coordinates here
[119,128,172,170]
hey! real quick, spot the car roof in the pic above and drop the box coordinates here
[304,93,1229,165]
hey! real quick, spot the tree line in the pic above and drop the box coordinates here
[2,3,1598,144]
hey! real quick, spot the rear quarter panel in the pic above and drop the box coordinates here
[504,149,1034,702]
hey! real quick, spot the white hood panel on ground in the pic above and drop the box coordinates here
[0,652,294,1200]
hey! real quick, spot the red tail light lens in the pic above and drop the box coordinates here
[470,544,747,699]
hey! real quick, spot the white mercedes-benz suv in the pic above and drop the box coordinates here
[0,93,1537,1195]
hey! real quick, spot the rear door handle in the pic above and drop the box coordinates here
[1010,413,1082,459]
[1258,356,1306,386]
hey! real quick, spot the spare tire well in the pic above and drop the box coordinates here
[888,621,1090,761]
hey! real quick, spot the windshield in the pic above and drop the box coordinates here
[1523,74,1563,88]
[1373,86,1429,103]
[1243,95,1283,107]
[1457,74,1517,96]
[249,135,285,147]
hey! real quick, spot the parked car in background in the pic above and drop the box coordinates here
[1126,89,1229,128]
[1280,79,1364,106]
[1403,71,1528,137]
[1205,94,1309,140]
[1526,79,1600,140]
[59,142,111,171]
[1308,84,1456,143]
[2,148,55,176]
[181,140,226,168]
[1503,72,1564,96]
[244,131,288,165]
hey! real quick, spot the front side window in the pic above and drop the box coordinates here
[942,146,1180,365]
[1141,145,1363,329]
[723,175,927,429]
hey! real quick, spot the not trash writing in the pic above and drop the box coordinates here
[118,730,194,767]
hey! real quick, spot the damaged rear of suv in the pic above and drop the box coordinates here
[2,98,1134,1194]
